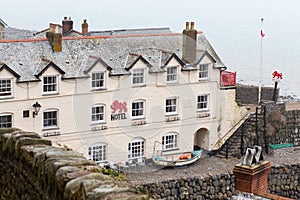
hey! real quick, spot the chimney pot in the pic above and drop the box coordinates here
[185,22,190,30]
[191,22,195,30]
[62,16,73,35]
[82,19,89,35]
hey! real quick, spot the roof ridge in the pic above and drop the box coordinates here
[0,31,203,43]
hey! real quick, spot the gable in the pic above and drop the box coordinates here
[197,51,216,64]
[125,55,152,71]
[84,56,112,74]
[35,61,65,77]
[0,64,20,78]
[164,53,185,67]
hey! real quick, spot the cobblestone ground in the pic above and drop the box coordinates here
[125,149,300,185]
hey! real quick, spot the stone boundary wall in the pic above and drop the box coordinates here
[236,84,279,104]
[140,163,300,200]
[0,128,147,200]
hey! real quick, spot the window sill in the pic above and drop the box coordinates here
[0,96,14,100]
[132,84,146,88]
[131,117,145,121]
[166,81,179,85]
[162,148,180,153]
[42,92,59,96]
[165,113,178,116]
[91,88,106,91]
[42,127,59,131]
[91,121,106,125]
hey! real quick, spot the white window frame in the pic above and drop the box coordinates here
[199,64,210,80]
[88,143,107,163]
[0,78,12,98]
[131,100,145,119]
[91,104,105,124]
[197,94,209,111]
[91,72,105,90]
[166,66,178,83]
[162,132,178,151]
[132,68,145,86]
[165,97,178,115]
[128,138,145,159]
[43,110,58,129]
[43,75,58,94]
[0,113,12,128]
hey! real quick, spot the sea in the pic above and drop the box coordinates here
[186,0,300,99]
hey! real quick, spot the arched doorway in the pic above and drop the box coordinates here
[194,128,209,150]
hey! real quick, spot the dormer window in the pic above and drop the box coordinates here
[0,79,12,98]
[166,66,178,83]
[199,64,210,80]
[43,76,58,94]
[91,72,105,90]
[132,69,145,86]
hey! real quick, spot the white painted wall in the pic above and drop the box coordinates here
[0,55,247,163]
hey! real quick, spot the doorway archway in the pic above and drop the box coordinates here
[194,128,209,150]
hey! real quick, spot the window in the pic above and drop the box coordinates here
[132,69,145,85]
[128,138,145,159]
[88,143,107,163]
[199,64,209,79]
[91,72,105,89]
[91,105,105,123]
[166,66,178,82]
[166,98,178,115]
[197,94,209,111]
[43,110,58,129]
[0,114,12,128]
[162,132,178,150]
[43,76,58,94]
[23,110,30,118]
[0,79,12,97]
[132,101,144,119]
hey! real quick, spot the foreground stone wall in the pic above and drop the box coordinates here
[139,163,300,200]
[0,128,147,200]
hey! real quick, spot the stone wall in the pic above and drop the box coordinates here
[269,164,300,199]
[139,163,300,200]
[236,84,279,104]
[0,128,147,200]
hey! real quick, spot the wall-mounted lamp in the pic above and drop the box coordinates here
[32,102,42,118]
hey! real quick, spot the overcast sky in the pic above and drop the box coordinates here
[2,0,300,96]
[1,0,274,31]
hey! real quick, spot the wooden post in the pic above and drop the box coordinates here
[273,81,278,102]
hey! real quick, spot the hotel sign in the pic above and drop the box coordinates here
[110,100,127,121]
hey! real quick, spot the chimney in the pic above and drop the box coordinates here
[81,19,89,35]
[182,21,197,63]
[62,16,73,35]
[46,24,62,52]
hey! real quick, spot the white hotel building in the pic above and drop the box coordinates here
[0,20,247,164]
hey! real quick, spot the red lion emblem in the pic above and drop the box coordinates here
[111,100,127,113]
[272,70,282,80]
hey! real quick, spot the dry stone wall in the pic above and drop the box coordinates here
[139,163,300,200]
[0,128,147,200]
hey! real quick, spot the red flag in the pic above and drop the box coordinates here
[260,29,266,38]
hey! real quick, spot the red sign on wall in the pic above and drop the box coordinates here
[221,71,236,87]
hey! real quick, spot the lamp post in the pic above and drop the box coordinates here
[32,102,41,118]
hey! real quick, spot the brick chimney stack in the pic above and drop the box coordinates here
[182,21,197,63]
[81,19,89,35]
[62,16,73,35]
[46,23,62,52]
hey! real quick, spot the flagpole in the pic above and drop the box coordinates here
[258,18,264,104]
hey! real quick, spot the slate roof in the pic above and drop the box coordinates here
[4,27,34,40]
[0,29,225,82]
